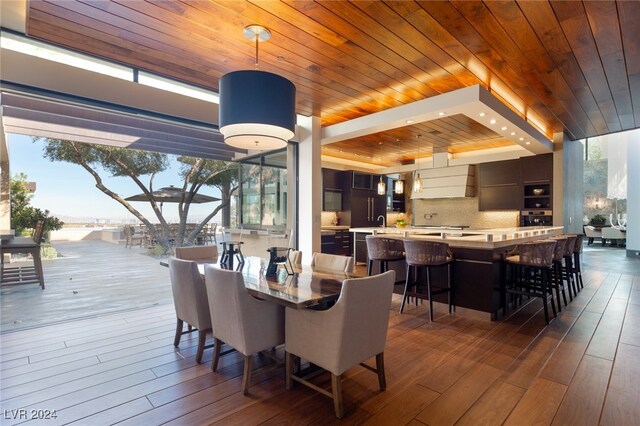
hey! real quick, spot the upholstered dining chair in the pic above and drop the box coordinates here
[285,270,396,418]
[168,257,212,363]
[289,250,303,267]
[175,245,218,263]
[310,252,354,273]
[204,266,285,395]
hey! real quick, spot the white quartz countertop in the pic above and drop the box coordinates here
[349,226,565,249]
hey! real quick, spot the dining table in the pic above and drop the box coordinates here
[162,256,356,309]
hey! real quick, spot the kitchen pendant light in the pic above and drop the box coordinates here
[413,173,423,192]
[394,179,404,194]
[413,134,424,193]
[377,176,386,195]
[219,25,296,150]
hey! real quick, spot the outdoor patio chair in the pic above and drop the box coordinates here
[1,220,46,289]
[124,225,147,248]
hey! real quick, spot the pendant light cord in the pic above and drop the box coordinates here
[254,33,259,70]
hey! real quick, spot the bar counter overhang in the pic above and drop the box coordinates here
[350,226,564,319]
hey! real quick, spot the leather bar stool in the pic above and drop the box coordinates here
[365,235,405,276]
[504,240,557,324]
[401,239,454,321]
[549,236,568,312]
[572,234,585,291]
[560,235,578,299]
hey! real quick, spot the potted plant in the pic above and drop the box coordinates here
[590,214,606,226]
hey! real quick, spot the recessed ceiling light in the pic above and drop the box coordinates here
[510,132,516,136]
[501,126,507,131]
[479,112,486,117]
[489,119,496,124]
[438,112,445,116]
[519,137,524,141]
[406,119,414,124]
[525,141,531,145]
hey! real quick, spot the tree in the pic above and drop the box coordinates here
[10,173,64,236]
[39,138,239,252]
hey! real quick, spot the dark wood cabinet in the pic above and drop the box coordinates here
[521,153,553,210]
[321,230,351,255]
[344,172,386,227]
[479,154,553,211]
[520,153,553,183]
[322,168,344,212]
[478,159,520,211]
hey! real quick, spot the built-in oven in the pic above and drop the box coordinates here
[521,210,553,227]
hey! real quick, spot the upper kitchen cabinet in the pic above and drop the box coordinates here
[521,153,553,210]
[520,153,553,183]
[322,168,344,211]
[478,159,521,211]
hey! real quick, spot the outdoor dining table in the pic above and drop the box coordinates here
[162,256,356,309]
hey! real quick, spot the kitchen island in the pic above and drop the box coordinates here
[350,226,564,319]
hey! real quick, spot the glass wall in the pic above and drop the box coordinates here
[239,149,288,229]
[583,130,633,227]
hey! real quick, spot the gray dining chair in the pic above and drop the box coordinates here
[168,257,212,363]
[204,266,285,395]
[285,270,395,418]
[175,245,218,263]
[310,252,354,273]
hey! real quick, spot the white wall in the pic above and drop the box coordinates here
[297,115,322,265]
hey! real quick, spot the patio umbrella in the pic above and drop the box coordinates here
[125,186,220,212]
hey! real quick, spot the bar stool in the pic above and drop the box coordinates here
[560,234,578,299]
[365,235,405,276]
[572,234,585,291]
[504,240,557,324]
[401,239,454,321]
[220,227,245,267]
[549,236,568,312]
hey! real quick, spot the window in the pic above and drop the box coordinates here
[239,150,288,228]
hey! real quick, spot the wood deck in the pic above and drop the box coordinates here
[1,241,639,424]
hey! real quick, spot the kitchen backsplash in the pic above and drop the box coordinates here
[413,197,519,229]
[321,211,343,226]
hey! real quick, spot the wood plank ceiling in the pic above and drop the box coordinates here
[24,0,640,166]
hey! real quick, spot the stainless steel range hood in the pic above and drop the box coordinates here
[411,153,475,199]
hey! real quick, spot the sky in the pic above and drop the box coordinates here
[7,133,223,223]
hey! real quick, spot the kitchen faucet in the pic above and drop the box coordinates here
[377,215,386,228]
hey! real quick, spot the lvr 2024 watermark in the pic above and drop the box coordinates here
[3,409,58,420]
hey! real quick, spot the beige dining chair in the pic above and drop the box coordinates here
[602,226,626,246]
[289,250,303,267]
[204,266,285,395]
[310,252,354,273]
[175,245,218,263]
[168,257,212,363]
[584,225,602,245]
[285,270,396,418]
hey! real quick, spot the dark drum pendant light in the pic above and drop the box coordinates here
[219,25,296,150]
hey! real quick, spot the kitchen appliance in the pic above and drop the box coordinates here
[521,210,552,227]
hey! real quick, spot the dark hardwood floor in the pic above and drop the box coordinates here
[1,243,639,424]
